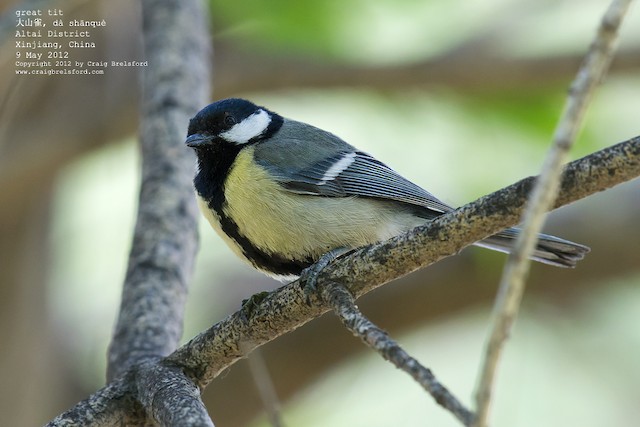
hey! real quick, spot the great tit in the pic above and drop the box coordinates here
[185,98,589,282]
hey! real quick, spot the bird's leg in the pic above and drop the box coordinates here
[300,247,353,303]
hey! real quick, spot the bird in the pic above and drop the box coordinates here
[185,98,589,285]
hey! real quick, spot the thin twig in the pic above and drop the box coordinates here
[322,282,475,426]
[243,345,285,427]
[473,1,634,425]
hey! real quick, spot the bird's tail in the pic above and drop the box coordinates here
[474,227,590,268]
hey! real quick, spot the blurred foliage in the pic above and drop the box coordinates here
[459,91,565,140]
[210,0,514,63]
[211,0,342,57]
[209,0,640,64]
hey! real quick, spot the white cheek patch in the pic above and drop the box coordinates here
[319,152,356,185]
[220,109,271,144]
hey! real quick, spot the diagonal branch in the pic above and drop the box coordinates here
[46,362,215,427]
[168,135,640,390]
[46,135,639,425]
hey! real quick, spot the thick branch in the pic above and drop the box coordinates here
[46,361,215,427]
[106,0,210,380]
[137,361,214,427]
[169,136,640,389]
[46,377,140,427]
[48,0,213,425]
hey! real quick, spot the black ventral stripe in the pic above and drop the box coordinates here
[215,210,313,276]
[193,136,312,277]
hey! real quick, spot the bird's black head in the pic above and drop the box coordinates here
[186,98,283,149]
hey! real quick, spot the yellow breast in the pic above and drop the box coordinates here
[218,147,425,262]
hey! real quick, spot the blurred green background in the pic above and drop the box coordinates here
[1,0,639,426]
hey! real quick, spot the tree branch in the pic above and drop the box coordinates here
[323,282,475,426]
[136,360,214,427]
[46,134,639,425]
[107,0,210,380]
[474,1,633,425]
[47,0,213,424]
[47,361,215,427]
[46,377,139,427]
[168,136,640,393]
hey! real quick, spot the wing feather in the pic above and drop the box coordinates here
[283,151,451,214]
[253,119,452,215]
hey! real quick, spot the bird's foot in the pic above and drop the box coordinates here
[300,247,352,304]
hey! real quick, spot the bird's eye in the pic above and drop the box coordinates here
[223,114,236,127]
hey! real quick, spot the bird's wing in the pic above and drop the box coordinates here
[285,150,451,213]
[253,120,452,214]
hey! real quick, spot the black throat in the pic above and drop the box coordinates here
[193,143,240,212]
[192,128,313,277]
[192,111,284,208]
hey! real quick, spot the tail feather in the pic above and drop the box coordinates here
[474,227,590,268]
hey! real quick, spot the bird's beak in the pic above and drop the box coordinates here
[185,133,214,147]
